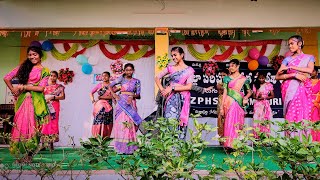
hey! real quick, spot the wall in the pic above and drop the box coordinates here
[0,33,21,104]
[1,0,320,28]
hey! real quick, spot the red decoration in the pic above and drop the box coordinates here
[203,61,219,76]
[271,55,285,71]
[58,68,75,85]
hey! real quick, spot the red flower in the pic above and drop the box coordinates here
[58,68,74,85]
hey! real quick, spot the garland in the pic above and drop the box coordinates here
[63,43,86,58]
[51,43,79,61]
[187,44,218,61]
[115,45,149,61]
[187,43,281,62]
[41,51,47,61]
[81,40,100,48]
[229,46,252,60]
[99,43,130,60]
[267,44,281,60]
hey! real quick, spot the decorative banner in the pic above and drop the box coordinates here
[183,40,282,62]
[185,61,284,118]
[92,74,103,84]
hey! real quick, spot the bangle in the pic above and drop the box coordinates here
[23,85,26,91]
[53,96,56,100]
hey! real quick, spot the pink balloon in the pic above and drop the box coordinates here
[284,51,293,57]
[248,48,260,59]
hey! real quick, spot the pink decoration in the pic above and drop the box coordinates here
[248,48,260,60]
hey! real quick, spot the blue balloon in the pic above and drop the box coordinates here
[82,63,93,74]
[76,55,88,65]
[41,40,54,51]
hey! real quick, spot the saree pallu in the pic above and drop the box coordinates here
[112,94,142,154]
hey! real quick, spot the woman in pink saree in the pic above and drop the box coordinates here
[3,46,50,163]
[41,71,65,151]
[252,72,274,139]
[220,59,252,150]
[275,35,315,137]
[310,67,320,142]
[89,71,113,138]
[155,47,195,140]
[109,63,142,154]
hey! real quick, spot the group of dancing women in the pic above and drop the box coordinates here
[3,35,320,163]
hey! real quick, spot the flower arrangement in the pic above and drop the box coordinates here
[271,55,285,71]
[58,68,74,85]
[110,60,124,75]
[156,53,171,69]
[203,61,219,76]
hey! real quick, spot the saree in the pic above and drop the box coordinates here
[91,83,113,138]
[281,54,314,137]
[222,75,251,148]
[252,83,273,138]
[41,84,65,143]
[310,79,320,142]
[157,65,194,140]
[110,76,142,154]
[4,66,50,156]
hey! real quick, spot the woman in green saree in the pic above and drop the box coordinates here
[3,46,50,163]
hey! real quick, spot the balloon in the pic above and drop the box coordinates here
[248,60,259,71]
[248,48,260,60]
[76,55,88,65]
[88,57,99,66]
[30,41,42,48]
[41,40,53,51]
[258,56,269,66]
[41,40,54,51]
[82,63,93,74]
[284,51,293,57]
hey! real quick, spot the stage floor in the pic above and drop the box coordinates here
[0,147,279,171]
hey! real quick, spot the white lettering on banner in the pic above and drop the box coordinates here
[249,98,282,106]
[191,97,219,105]
[193,75,201,85]
[193,109,218,116]
[192,63,202,68]
[205,97,211,105]
[198,97,204,104]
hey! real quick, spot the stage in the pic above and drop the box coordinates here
[0,147,279,171]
